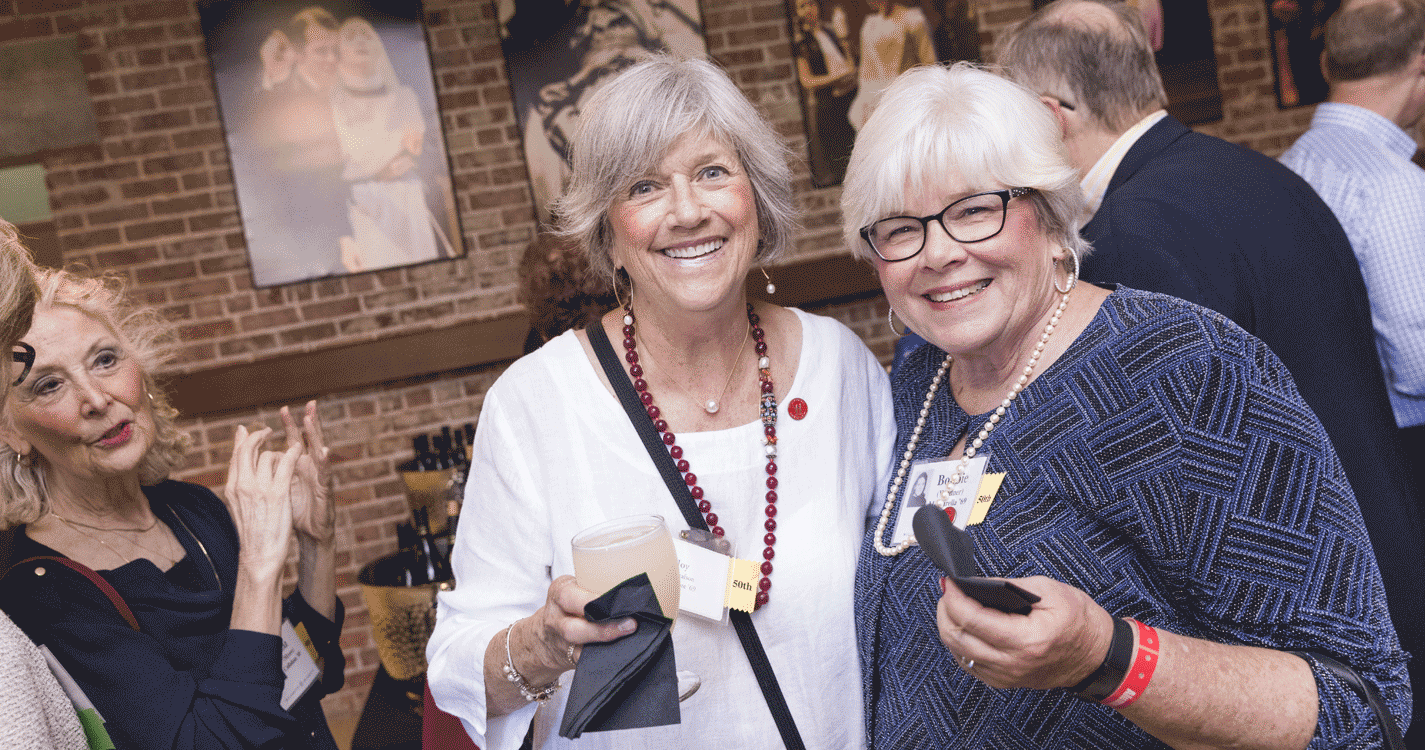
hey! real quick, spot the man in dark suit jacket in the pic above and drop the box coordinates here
[998,2,1425,743]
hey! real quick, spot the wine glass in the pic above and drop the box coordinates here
[571,514,700,700]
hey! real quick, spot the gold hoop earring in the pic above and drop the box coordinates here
[613,269,630,311]
[888,306,906,337]
[761,268,776,295]
[1054,247,1080,294]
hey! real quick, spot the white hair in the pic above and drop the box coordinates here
[841,63,1091,263]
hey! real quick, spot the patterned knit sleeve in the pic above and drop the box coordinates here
[1169,321,1410,747]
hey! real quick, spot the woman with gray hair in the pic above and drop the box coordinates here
[847,63,1407,748]
[427,55,893,749]
[0,266,345,749]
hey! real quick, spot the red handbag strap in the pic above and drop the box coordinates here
[4,555,141,632]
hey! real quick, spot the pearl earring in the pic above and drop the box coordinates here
[761,268,775,295]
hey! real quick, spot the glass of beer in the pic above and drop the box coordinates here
[571,514,699,700]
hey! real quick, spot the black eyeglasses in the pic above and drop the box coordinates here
[859,187,1036,262]
[12,342,34,387]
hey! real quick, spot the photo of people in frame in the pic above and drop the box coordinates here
[1031,0,1223,124]
[497,0,707,226]
[200,0,464,288]
[786,0,982,187]
[1265,0,1341,108]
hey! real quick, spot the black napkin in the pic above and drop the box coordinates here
[558,573,680,739]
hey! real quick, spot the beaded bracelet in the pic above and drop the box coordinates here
[502,624,560,704]
[1102,619,1159,709]
[1069,616,1134,702]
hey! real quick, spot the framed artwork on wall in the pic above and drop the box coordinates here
[1265,0,1340,108]
[199,0,464,288]
[498,0,708,226]
[786,0,982,187]
[1029,0,1222,124]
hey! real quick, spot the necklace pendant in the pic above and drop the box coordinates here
[704,399,719,414]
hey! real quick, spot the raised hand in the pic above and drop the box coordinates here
[282,400,334,544]
[224,424,301,581]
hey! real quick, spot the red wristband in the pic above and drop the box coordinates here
[1102,619,1159,709]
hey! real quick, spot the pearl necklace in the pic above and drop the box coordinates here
[623,302,782,608]
[873,292,1070,556]
[640,320,750,415]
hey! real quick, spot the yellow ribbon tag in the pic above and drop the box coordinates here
[726,557,761,613]
[966,472,1005,526]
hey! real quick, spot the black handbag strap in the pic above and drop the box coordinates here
[588,321,807,750]
[1290,651,1405,749]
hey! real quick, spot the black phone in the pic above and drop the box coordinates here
[912,504,1040,615]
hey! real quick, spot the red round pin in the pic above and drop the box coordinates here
[788,398,808,420]
[944,507,956,522]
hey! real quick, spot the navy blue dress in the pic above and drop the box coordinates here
[856,289,1409,748]
[0,480,344,750]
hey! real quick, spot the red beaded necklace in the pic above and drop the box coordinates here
[621,302,780,609]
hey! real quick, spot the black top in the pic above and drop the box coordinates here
[0,480,344,750]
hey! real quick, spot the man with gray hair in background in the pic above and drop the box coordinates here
[1281,0,1425,530]
[997,3,1424,745]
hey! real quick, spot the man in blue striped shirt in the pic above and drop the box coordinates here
[1281,0,1425,450]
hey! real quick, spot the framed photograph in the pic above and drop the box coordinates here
[1031,0,1223,124]
[787,0,983,187]
[498,0,708,225]
[199,1,464,288]
[1265,0,1340,109]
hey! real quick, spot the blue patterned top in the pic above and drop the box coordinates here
[855,288,1410,749]
[1280,102,1425,429]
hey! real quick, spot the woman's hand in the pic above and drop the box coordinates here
[283,401,334,545]
[934,575,1114,692]
[486,575,638,715]
[521,575,639,672]
[224,424,301,583]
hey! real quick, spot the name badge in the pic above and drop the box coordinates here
[280,618,321,710]
[673,537,761,622]
[891,456,1001,545]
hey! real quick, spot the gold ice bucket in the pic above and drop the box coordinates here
[358,555,452,682]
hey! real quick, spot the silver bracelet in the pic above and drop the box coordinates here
[502,623,560,704]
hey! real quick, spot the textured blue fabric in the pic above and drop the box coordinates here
[855,289,1410,749]
[1,480,345,750]
[1281,102,1425,429]
[1079,114,1425,745]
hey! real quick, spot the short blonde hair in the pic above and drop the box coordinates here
[0,268,191,528]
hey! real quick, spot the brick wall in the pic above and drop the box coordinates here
[4,0,1414,727]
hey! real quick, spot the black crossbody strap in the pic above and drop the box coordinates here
[589,320,706,532]
[588,321,807,750]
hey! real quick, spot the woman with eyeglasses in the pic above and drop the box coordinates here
[845,64,1407,749]
[0,265,345,749]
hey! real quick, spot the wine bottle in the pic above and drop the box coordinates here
[411,506,453,583]
[394,522,425,586]
[438,426,456,469]
[414,434,439,471]
[445,496,461,539]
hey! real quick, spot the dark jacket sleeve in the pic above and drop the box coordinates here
[283,587,346,695]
